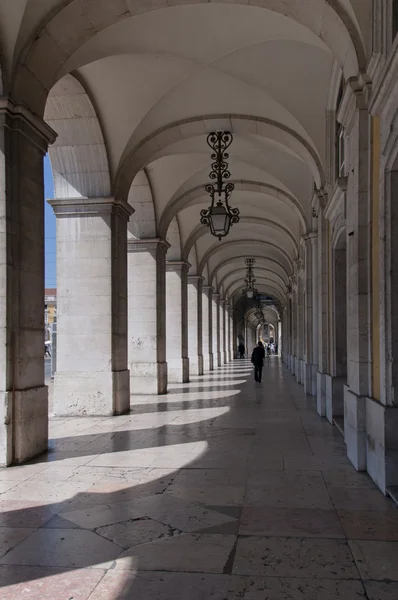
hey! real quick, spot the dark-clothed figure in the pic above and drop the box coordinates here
[251,341,265,382]
[238,342,245,359]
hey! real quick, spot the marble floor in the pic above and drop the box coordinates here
[0,359,397,599]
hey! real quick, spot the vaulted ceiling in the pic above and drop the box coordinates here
[0,0,372,319]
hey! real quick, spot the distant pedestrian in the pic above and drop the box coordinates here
[251,341,265,383]
[266,344,271,358]
[238,342,245,359]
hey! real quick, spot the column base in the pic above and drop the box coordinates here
[203,353,214,371]
[130,362,167,395]
[222,351,228,364]
[365,399,398,493]
[168,358,189,383]
[189,355,204,376]
[54,370,130,416]
[0,387,48,466]
[228,350,232,362]
[304,363,317,396]
[216,352,222,367]
[344,386,366,471]
[325,374,345,424]
[317,372,326,417]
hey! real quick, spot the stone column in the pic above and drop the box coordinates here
[50,197,133,416]
[291,279,298,375]
[166,261,190,383]
[343,94,371,471]
[317,204,330,417]
[187,275,204,376]
[128,238,169,395]
[226,303,232,361]
[303,233,318,395]
[202,286,214,371]
[0,104,56,465]
[278,319,282,356]
[212,293,221,367]
[219,298,226,364]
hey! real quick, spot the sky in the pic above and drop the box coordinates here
[44,155,56,289]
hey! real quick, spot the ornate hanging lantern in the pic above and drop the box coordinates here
[243,258,257,299]
[200,132,240,240]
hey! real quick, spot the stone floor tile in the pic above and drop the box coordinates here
[96,517,180,548]
[172,467,248,487]
[244,481,333,509]
[240,506,344,537]
[0,565,105,600]
[328,486,396,511]
[115,533,236,573]
[87,571,231,600]
[0,480,95,503]
[232,536,360,579]
[228,575,367,599]
[338,510,398,540]
[322,467,379,489]
[0,528,36,558]
[0,482,22,494]
[284,455,349,470]
[166,483,246,506]
[0,528,122,569]
[0,500,60,528]
[364,581,398,600]
[349,539,398,581]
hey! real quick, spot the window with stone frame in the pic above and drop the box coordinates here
[335,80,346,179]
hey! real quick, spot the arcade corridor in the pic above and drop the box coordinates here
[0,359,397,599]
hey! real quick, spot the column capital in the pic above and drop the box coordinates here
[213,292,221,301]
[0,97,57,152]
[188,275,204,283]
[188,275,204,289]
[49,197,134,221]
[202,285,214,295]
[127,237,170,254]
[166,260,191,273]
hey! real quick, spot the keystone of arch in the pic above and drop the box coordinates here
[209,255,290,287]
[115,115,326,200]
[198,239,295,277]
[182,216,299,263]
[160,180,308,240]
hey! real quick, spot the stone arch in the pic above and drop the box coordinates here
[166,216,182,261]
[127,169,157,239]
[198,239,294,277]
[209,256,290,288]
[13,0,364,116]
[44,74,111,198]
[158,180,308,239]
[219,267,286,295]
[116,115,326,200]
[182,217,299,263]
[226,276,286,302]
[328,226,347,423]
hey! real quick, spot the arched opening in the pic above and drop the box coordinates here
[330,228,348,432]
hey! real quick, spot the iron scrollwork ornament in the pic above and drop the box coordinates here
[200,132,240,240]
